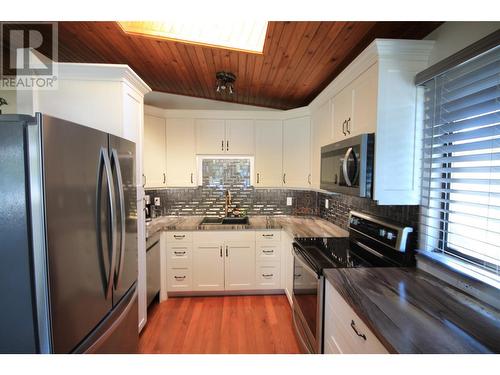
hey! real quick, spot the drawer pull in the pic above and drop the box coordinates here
[262,274,274,278]
[350,320,367,341]
[294,274,302,278]
[174,251,186,255]
[262,250,274,254]
[173,235,186,239]
[262,234,274,238]
[174,276,186,280]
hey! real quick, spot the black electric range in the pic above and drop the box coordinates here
[291,211,414,354]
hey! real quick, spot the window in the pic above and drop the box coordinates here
[419,44,500,283]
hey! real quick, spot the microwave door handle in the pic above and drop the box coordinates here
[342,147,353,187]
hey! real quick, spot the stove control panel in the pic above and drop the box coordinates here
[348,211,413,252]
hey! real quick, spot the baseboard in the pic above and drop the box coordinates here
[167,289,285,297]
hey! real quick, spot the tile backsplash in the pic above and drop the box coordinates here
[146,158,318,217]
[146,158,418,233]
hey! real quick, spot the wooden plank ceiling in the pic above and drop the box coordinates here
[55,21,441,109]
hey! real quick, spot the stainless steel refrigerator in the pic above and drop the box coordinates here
[0,113,138,353]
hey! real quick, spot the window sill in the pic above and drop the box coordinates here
[416,250,500,310]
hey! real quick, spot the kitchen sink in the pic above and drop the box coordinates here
[200,216,249,225]
[221,217,249,225]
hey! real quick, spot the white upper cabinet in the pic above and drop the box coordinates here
[331,64,378,142]
[225,119,255,155]
[331,84,353,142]
[166,118,197,187]
[255,120,283,187]
[283,116,311,188]
[351,63,378,137]
[195,119,226,154]
[195,119,255,155]
[311,100,332,189]
[143,114,167,188]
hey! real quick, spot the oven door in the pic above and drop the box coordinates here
[292,245,323,353]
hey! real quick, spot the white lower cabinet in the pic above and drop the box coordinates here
[166,233,194,292]
[193,243,225,291]
[256,262,281,289]
[165,230,284,294]
[225,242,256,290]
[324,281,388,354]
[167,268,192,291]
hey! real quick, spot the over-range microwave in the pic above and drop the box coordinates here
[320,134,374,198]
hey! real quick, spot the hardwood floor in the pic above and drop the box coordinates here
[139,295,302,354]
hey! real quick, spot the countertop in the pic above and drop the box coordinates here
[146,215,349,239]
[324,267,500,353]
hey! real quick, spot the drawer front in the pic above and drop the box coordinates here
[167,244,192,268]
[255,230,281,241]
[166,231,193,243]
[256,262,281,289]
[256,243,281,261]
[167,268,192,291]
[325,281,388,354]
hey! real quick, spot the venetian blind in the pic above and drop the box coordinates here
[420,44,500,279]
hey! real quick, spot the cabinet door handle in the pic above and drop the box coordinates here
[190,173,194,184]
[308,174,311,185]
[262,234,274,238]
[283,173,286,184]
[221,140,224,151]
[174,251,186,255]
[173,234,185,239]
[142,174,146,187]
[342,120,347,136]
[350,320,367,341]
[174,276,186,280]
[226,140,229,151]
[346,118,351,134]
[163,173,166,184]
[220,246,222,258]
[225,245,228,257]
[257,173,260,184]
[262,274,273,278]
[262,250,274,254]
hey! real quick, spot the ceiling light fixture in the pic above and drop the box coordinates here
[216,71,236,95]
[117,21,268,54]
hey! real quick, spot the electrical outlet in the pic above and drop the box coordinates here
[154,197,161,206]
[325,199,329,209]
[286,197,293,206]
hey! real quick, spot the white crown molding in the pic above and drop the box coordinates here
[56,62,151,95]
[309,38,435,110]
[145,104,310,121]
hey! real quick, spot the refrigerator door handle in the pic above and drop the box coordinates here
[111,149,126,289]
[97,147,117,300]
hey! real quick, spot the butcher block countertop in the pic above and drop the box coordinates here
[146,215,348,239]
[324,267,500,353]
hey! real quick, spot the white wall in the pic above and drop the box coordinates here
[424,22,500,66]
[0,90,17,114]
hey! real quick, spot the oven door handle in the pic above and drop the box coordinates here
[293,245,321,278]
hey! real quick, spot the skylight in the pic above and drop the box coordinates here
[117,21,268,54]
